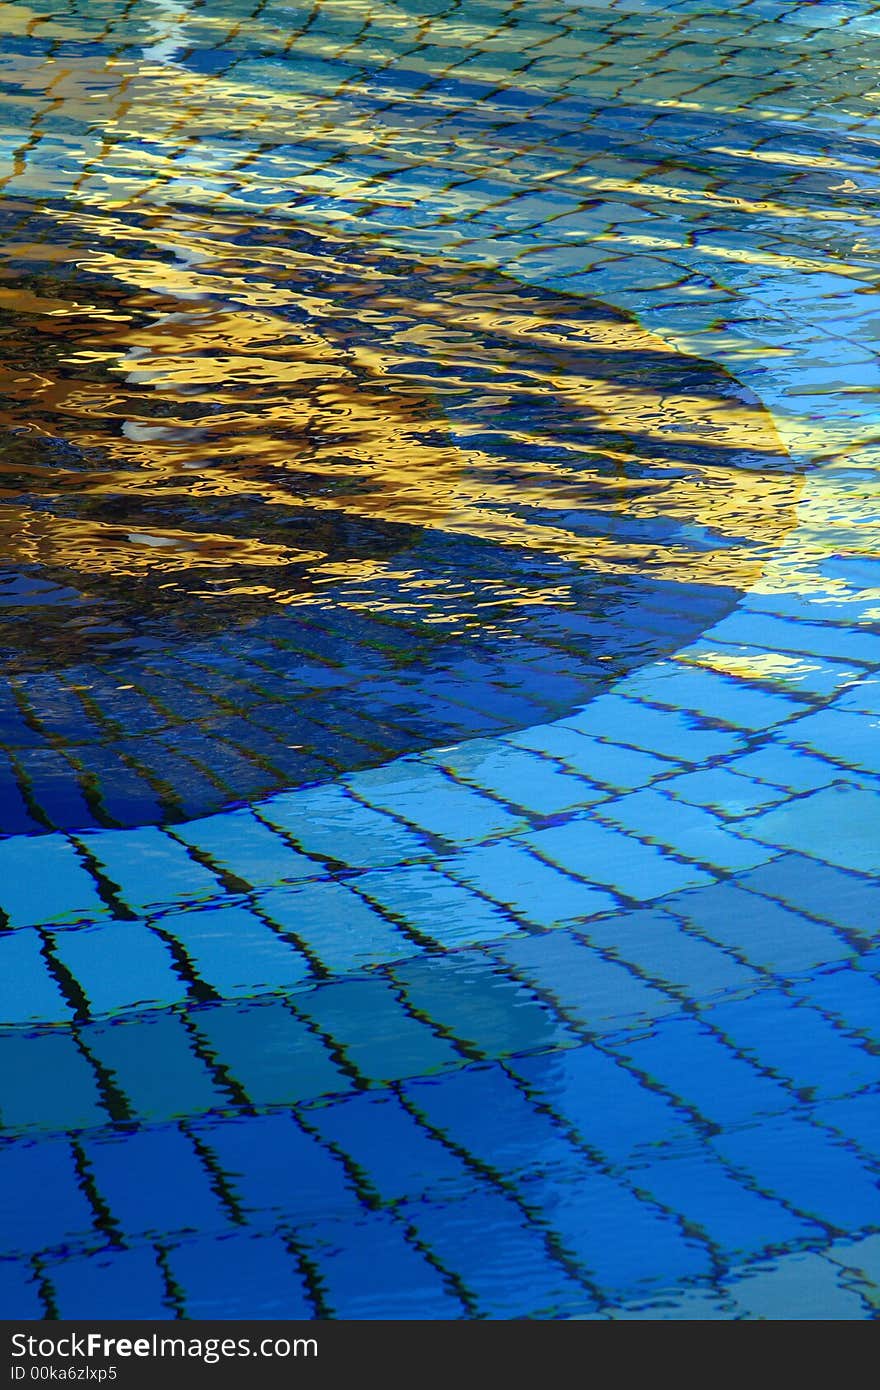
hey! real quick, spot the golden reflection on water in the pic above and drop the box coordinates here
[0,197,801,633]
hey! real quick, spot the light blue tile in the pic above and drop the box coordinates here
[506,724,673,788]
[49,921,187,1015]
[260,879,413,973]
[617,662,808,730]
[160,904,311,997]
[77,827,222,912]
[429,739,605,816]
[261,783,428,868]
[174,809,319,887]
[660,767,789,817]
[563,695,744,763]
[527,816,714,900]
[0,835,106,929]
[0,930,72,1024]
[726,744,838,794]
[782,708,880,776]
[350,758,524,843]
[599,790,776,873]
[354,865,512,947]
[736,782,880,875]
[447,839,617,926]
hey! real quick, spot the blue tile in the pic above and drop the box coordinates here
[736,783,880,876]
[795,965,880,1045]
[401,1185,588,1317]
[613,1017,792,1129]
[666,882,852,974]
[194,1111,361,1224]
[510,1043,694,1164]
[506,724,672,789]
[527,816,713,899]
[0,1138,94,1254]
[354,865,511,947]
[306,1092,470,1203]
[0,1259,44,1317]
[635,1151,818,1255]
[79,827,222,912]
[404,1063,577,1178]
[714,1117,880,1233]
[735,854,878,938]
[168,1231,314,1318]
[518,1160,711,1294]
[599,789,774,873]
[584,908,757,1000]
[705,991,879,1101]
[300,1212,463,1318]
[262,783,428,868]
[83,1127,228,1238]
[0,929,73,1024]
[563,695,744,763]
[431,739,604,816]
[46,1246,171,1319]
[350,758,524,843]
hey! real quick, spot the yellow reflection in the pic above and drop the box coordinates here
[0,195,802,622]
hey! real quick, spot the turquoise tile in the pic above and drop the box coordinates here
[84,1013,226,1123]
[0,1031,105,1132]
[392,955,573,1060]
[297,977,460,1084]
[194,1000,350,1106]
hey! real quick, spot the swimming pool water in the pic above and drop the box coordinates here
[0,0,879,1320]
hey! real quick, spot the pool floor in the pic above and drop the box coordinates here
[0,0,879,1320]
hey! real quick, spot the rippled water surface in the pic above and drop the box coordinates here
[1,0,880,1322]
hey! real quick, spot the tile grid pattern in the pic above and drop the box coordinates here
[1,0,879,1319]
